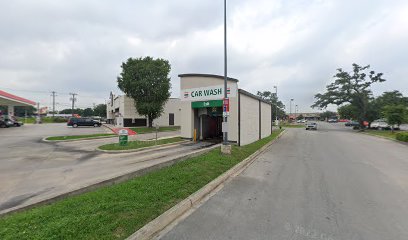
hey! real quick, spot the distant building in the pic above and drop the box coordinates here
[106,94,181,127]
[288,113,320,121]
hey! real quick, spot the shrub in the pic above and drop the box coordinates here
[396,132,408,142]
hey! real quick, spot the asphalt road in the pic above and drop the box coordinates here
[161,122,408,240]
[0,124,210,214]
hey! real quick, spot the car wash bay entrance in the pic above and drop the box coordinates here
[192,100,223,141]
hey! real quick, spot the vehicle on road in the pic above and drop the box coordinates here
[296,119,307,123]
[328,118,338,123]
[305,122,317,130]
[67,118,102,128]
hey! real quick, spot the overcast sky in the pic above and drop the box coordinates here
[0,0,407,112]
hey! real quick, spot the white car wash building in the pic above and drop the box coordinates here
[106,93,181,127]
[179,74,273,146]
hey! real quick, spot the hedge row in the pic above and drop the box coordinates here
[396,132,408,142]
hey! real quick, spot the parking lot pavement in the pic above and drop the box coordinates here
[0,124,191,214]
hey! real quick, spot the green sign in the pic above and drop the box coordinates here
[192,100,223,109]
[119,135,128,146]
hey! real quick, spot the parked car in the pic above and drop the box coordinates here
[296,119,307,123]
[7,118,24,127]
[345,121,359,127]
[67,118,102,128]
[370,119,399,130]
[328,118,338,123]
[305,122,317,130]
[0,119,14,128]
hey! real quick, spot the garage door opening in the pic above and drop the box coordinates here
[192,100,223,143]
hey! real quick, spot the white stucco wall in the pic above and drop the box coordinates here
[239,93,260,146]
[260,101,272,138]
[180,75,239,141]
[153,98,181,126]
[107,95,181,127]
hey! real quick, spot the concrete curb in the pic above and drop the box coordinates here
[127,130,286,240]
[0,143,220,217]
[42,135,117,143]
[96,140,189,153]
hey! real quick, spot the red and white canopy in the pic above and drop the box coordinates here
[0,90,36,107]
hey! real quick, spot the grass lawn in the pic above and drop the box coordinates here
[46,133,116,141]
[98,137,184,151]
[364,129,400,140]
[281,123,304,128]
[130,126,180,134]
[0,130,283,240]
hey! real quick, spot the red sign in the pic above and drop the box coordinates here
[223,98,229,112]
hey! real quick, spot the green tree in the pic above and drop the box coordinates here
[375,90,408,107]
[82,108,94,117]
[93,104,107,117]
[59,108,84,115]
[312,63,385,128]
[296,114,304,120]
[382,105,408,132]
[338,104,357,120]
[117,57,171,127]
[256,91,285,120]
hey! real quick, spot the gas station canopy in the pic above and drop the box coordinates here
[0,90,36,117]
[0,90,36,107]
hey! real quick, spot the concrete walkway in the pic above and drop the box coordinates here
[0,128,206,215]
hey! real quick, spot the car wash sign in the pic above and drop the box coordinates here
[182,84,237,101]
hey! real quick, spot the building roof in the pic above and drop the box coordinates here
[0,90,36,106]
[238,89,271,105]
[178,73,239,82]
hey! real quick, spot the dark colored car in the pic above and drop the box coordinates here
[0,119,14,128]
[67,118,102,128]
[7,118,23,127]
[345,121,359,127]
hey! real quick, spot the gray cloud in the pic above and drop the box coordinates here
[0,0,407,112]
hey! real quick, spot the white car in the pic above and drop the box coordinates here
[305,122,317,130]
[370,119,399,130]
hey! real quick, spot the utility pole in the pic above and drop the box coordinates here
[51,91,57,117]
[69,93,77,117]
[290,99,294,122]
[274,86,278,123]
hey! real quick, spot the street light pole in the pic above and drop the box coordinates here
[295,104,298,120]
[290,99,294,122]
[274,86,278,123]
[223,0,228,145]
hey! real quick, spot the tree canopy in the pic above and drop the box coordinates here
[312,63,385,127]
[117,57,171,127]
[256,91,286,120]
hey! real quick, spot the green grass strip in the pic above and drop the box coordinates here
[129,126,180,134]
[364,130,400,140]
[0,130,283,240]
[46,133,116,141]
[98,137,184,151]
[281,124,304,128]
